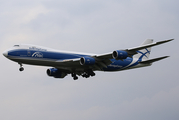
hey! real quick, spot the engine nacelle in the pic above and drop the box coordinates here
[47,68,67,78]
[80,57,95,65]
[112,50,128,59]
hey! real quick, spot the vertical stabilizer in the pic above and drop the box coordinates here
[133,39,153,60]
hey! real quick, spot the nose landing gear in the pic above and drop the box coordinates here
[18,63,24,71]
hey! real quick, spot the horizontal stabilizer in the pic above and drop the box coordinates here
[139,56,169,64]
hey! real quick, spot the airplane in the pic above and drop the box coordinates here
[3,39,173,80]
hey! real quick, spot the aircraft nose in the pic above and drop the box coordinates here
[3,51,8,57]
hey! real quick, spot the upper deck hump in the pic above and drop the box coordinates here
[12,44,96,56]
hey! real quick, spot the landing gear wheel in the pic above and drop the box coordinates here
[72,73,78,80]
[19,67,24,71]
[82,73,90,78]
[91,72,95,76]
[73,76,78,80]
[71,73,75,77]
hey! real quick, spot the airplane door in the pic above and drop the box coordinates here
[27,50,31,56]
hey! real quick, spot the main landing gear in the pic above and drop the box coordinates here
[71,73,78,80]
[82,70,95,78]
[71,70,96,80]
[18,63,24,71]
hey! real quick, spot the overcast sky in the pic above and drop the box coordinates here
[0,0,178,120]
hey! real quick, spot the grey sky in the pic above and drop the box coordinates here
[0,0,178,120]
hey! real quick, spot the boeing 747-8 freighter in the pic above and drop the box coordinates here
[3,39,173,80]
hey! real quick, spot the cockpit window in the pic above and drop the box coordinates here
[14,45,20,47]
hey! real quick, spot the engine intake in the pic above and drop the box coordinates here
[112,50,128,59]
[47,68,67,78]
[80,57,95,65]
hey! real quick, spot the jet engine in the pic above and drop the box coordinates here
[112,50,128,59]
[47,68,67,78]
[80,57,95,65]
